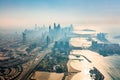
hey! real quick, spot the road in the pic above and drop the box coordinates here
[21,49,51,80]
[18,43,53,80]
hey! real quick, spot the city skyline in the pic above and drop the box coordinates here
[0,1,120,80]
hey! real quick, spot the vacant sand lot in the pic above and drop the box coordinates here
[31,71,64,80]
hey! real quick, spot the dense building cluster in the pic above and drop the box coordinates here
[90,41,120,56]
[0,23,74,80]
[49,23,61,33]
[96,33,108,42]
[53,41,70,54]
[35,23,73,74]
[89,67,104,80]
[0,48,14,61]
[0,65,22,80]
[22,25,48,44]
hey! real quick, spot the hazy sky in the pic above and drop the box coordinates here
[0,0,120,30]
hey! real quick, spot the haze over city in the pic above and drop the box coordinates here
[0,0,120,80]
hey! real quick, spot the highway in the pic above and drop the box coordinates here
[21,49,51,80]
[18,43,53,80]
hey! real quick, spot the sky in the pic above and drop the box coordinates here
[0,0,120,31]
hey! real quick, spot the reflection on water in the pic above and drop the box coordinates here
[105,55,120,80]
[69,29,120,80]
